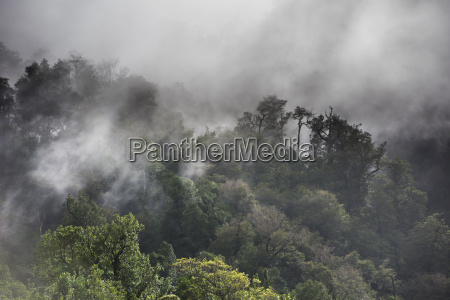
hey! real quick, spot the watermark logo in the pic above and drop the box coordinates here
[129,137,314,163]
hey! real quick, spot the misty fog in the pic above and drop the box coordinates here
[2,0,450,137]
[1,1,450,298]
[2,0,449,206]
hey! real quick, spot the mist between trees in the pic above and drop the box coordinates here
[0,42,449,299]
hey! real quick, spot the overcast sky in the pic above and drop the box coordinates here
[0,0,272,82]
[1,0,450,141]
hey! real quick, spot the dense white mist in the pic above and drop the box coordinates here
[0,0,272,82]
[2,0,449,139]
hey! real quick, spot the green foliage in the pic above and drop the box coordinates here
[236,95,289,139]
[36,214,169,299]
[294,280,332,300]
[309,107,386,210]
[331,264,374,300]
[173,257,279,299]
[211,218,255,259]
[247,205,309,262]
[158,295,181,300]
[0,263,32,300]
[344,217,393,261]
[217,179,256,215]
[62,192,110,227]
[150,242,177,278]
[399,272,450,300]
[300,261,334,289]
[1,53,447,300]
[365,158,427,235]
[39,268,125,299]
[293,189,350,242]
[404,214,450,274]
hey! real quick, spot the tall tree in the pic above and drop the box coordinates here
[309,107,386,210]
[292,106,313,148]
[236,95,289,138]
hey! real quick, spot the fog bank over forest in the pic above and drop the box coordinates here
[3,0,449,214]
[2,0,450,139]
[1,1,450,299]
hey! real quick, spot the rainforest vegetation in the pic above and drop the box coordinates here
[0,42,449,299]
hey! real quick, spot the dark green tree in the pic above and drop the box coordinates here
[62,192,111,227]
[294,279,332,300]
[236,95,289,138]
[309,107,386,210]
[15,59,82,143]
[404,214,450,274]
[292,106,313,148]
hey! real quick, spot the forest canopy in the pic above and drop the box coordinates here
[0,42,449,300]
